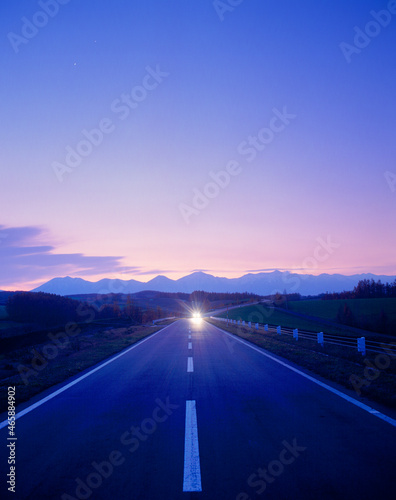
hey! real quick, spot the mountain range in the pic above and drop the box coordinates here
[31,271,396,297]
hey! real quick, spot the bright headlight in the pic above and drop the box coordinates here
[191,312,202,324]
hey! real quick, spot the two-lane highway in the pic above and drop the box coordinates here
[1,319,396,499]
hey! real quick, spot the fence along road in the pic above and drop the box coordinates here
[212,316,396,356]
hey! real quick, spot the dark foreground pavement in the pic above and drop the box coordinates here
[1,319,395,499]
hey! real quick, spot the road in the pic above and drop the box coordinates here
[1,319,395,499]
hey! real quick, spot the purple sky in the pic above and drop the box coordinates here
[1,0,396,290]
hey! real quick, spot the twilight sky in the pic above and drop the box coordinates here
[1,0,396,290]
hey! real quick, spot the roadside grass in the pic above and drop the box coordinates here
[0,321,175,414]
[216,303,372,337]
[152,318,177,326]
[206,318,396,410]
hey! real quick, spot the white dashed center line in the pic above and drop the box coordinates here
[183,400,202,492]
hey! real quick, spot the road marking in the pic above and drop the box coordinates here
[187,357,194,372]
[188,342,192,349]
[183,400,202,492]
[188,335,192,339]
[0,323,176,429]
[213,325,396,428]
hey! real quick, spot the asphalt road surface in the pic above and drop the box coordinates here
[1,319,395,499]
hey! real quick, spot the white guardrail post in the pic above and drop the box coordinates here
[293,328,298,340]
[317,332,324,346]
[248,321,251,328]
[357,337,366,356]
[264,324,268,332]
[277,325,281,335]
[255,323,259,330]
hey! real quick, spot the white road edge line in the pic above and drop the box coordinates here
[183,400,202,492]
[187,357,194,373]
[0,322,176,430]
[188,342,192,349]
[213,324,396,428]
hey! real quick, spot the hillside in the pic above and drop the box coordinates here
[287,297,396,335]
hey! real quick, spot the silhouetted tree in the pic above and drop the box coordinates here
[337,302,355,326]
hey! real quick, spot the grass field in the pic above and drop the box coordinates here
[287,298,396,333]
[207,318,396,409]
[215,303,375,337]
[0,305,8,320]
[0,322,19,331]
[288,297,396,320]
[216,301,396,338]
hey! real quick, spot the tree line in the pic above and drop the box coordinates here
[159,290,263,303]
[6,292,166,327]
[6,292,82,327]
[322,279,396,300]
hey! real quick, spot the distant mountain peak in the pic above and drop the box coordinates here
[147,275,174,283]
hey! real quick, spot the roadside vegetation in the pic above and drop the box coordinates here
[0,305,8,320]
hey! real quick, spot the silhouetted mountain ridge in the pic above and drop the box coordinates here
[30,271,396,296]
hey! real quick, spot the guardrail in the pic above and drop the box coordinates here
[210,316,396,357]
